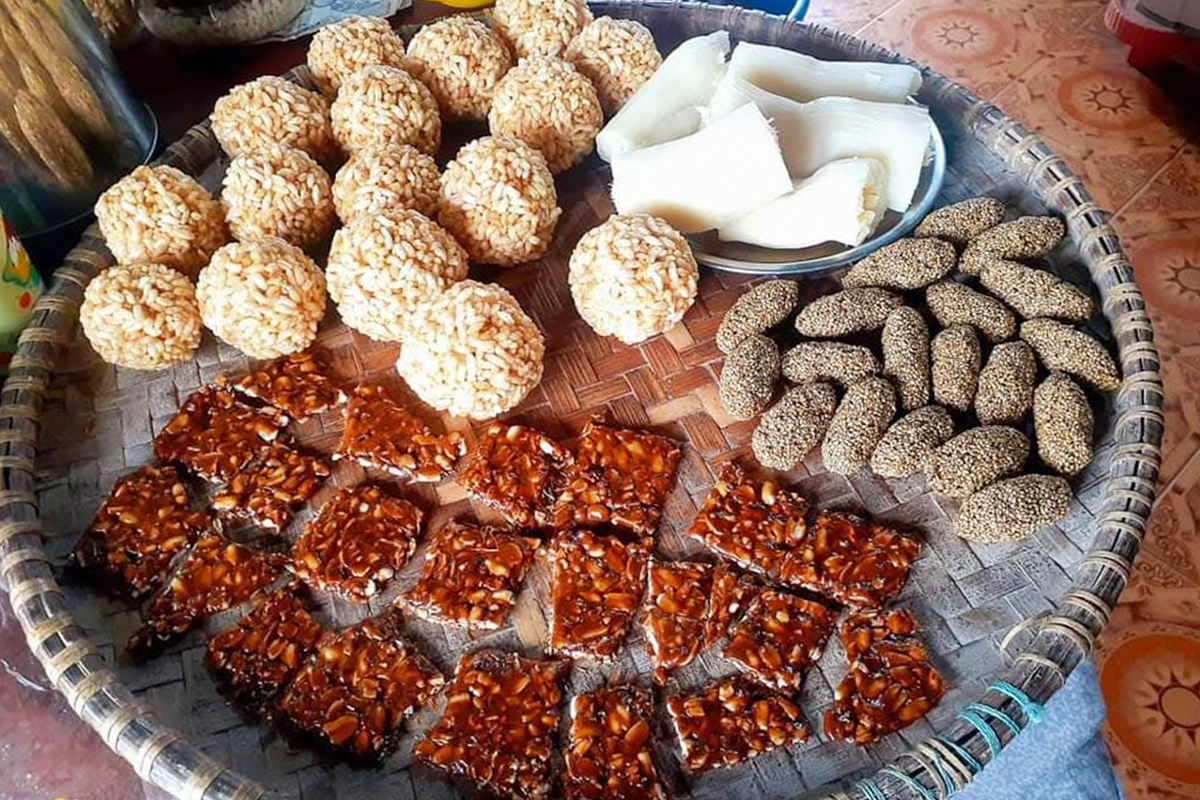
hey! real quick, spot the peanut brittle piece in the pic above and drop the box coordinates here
[666,676,809,773]
[549,529,651,660]
[206,582,326,713]
[72,466,211,602]
[154,385,284,483]
[226,350,346,422]
[211,442,331,532]
[553,416,681,536]
[278,610,444,761]
[414,650,569,800]
[723,589,835,692]
[335,384,465,481]
[685,463,808,577]
[127,533,285,657]
[564,685,666,800]
[641,558,713,683]
[404,523,539,630]
[824,608,945,745]
[458,421,572,528]
[704,563,762,645]
[292,484,422,602]
[778,511,919,608]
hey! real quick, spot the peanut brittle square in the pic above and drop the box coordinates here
[206,582,326,713]
[552,416,681,536]
[127,533,285,657]
[549,529,651,660]
[225,350,346,423]
[335,384,465,482]
[685,463,808,578]
[666,676,809,773]
[277,610,444,761]
[210,442,331,532]
[154,386,284,483]
[72,466,211,602]
[563,685,666,800]
[292,484,423,602]
[778,511,919,609]
[823,608,945,745]
[704,563,761,645]
[722,589,835,692]
[403,523,539,630]
[458,421,572,529]
[641,558,713,683]
[414,650,569,800]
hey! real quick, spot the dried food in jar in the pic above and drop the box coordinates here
[210,442,330,532]
[457,421,572,529]
[563,684,666,800]
[153,386,284,483]
[224,350,346,423]
[334,383,466,482]
[723,589,835,692]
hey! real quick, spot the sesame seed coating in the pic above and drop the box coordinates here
[719,335,780,420]
[974,341,1037,425]
[931,324,981,412]
[780,341,878,388]
[794,287,902,339]
[927,425,1030,498]
[959,215,1065,275]
[751,382,837,471]
[870,404,954,478]
[1020,318,1120,392]
[822,376,896,476]
[926,280,1016,343]
[841,237,956,290]
[881,306,931,412]
[955,474,1072,543]
[979,260,1094,322]
[913,197,1005,247]
[1034,372,1094,476]
[716,280,798,353]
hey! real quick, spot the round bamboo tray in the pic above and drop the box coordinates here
[0,3,1164,799]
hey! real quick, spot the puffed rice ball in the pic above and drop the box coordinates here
[332,143,440,225]
[327,208,468,342]
[196,239,326,359]
[81,0,138,47]
[564,17,661,115]
[568,213,698,345]
[210,76,339,164]
[307,15,407,96]
[439,135,561,266]
[488,56,602,174]
[221,144,336,252]
[330,65,441,155]
[404,16,513,121]
[492,0,592,59]
[397,280,545,420]
[95,165,227,279]
[81,263,202,370]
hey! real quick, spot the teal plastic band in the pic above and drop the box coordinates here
[925,748,960,793]
[898,750,952,797]
[879,766,936,800]
[855,778,888,800]
[956,709,1002,758]
[966,702,1021,736]
[934,735,984,774]
[990,681,1046,725]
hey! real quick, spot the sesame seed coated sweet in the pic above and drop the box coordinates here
[931,324,981,412]
[926,280,1016,343]
[841,237,957,290]
[752,382,837,471]
[979,260,1094,322]
[974,341,1037,425]
[716,280,798,353]
[1034,372,1094,476]
[1020,318,1120,392]
[926,425,1030,498]
[913,197,1006,247]
[719,334,780,420]
[955,474,1072,543]
[870,404,954,479]
[822,376,896,476]
[781,341,878,388]
[882,306,931,412]
[959,215,1065,275]
[794,287,902,338]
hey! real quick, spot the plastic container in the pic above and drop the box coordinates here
[136,0,307,46]
[0,212,45,375]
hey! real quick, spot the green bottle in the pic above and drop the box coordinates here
[0,212,46,376]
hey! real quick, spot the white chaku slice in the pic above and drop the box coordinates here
[726,41,922,104]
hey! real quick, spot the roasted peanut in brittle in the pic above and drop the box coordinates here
[458,421,572,528]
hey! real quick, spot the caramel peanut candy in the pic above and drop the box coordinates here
[278,610,444,761]
[666,676,809,773]
[641,558,714,683]
[564,685,666,800]
[127,533,286,657]
[723,589,835,692]
[778,511,919,609]
[705,563,762,644]
[73,466,211,602]
[335,383,466,482]
[206,582,326,714]
[550,529,651,659]
[292,484,423,602]
[685,462,807,578]
[824,607,946,745]
[552,416,681,536]
[154,386,284,483]
[210,442,331,532]
[226,350,347,422]
[404,523,539,629]
[414,649,569,800]
[458,421,572,528]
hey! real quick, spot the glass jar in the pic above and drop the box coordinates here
[136,0,308,46]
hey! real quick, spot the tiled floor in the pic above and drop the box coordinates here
[2,2,1198,799]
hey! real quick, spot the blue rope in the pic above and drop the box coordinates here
[879,766,936,800]
[965,702,1021,736]
[855,778,888,800]
[990,681,1046,725]
[956,708,1002,758]
[924,747,962,792]
[934,735,984,775]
